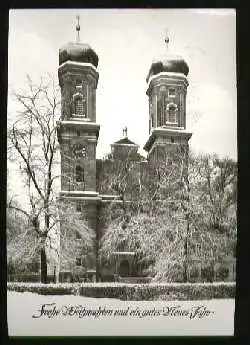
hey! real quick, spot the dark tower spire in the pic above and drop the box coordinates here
[122,127,128,138]
[164,28,170,54]
[76,14,81,43]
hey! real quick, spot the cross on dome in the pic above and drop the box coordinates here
[122,127,128,137]
[164,28,170,53]
[146,29,189,82]
[59,15,99,67]
[76,15,81,43]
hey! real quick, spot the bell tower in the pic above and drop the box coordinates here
[57,17,101,274]
[57,16,100,195]
[144,33,192,162]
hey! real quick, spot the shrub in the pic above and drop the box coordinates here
[100,274,115,282]
[188,266,200,282]
[8,273,40,283]
[201,265,214,282]
[7,282,79,295]
[216,266,230,281]
[7,272,73,283]
[7,282,235,300]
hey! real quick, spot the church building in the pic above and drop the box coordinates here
[56,18,193,281]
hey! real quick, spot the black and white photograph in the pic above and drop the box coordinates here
[7,9,237,336]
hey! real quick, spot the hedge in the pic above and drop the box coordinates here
[8,273,40,283]
[7,282,235,300]
[8,272,73,283]
[7,282,79,296]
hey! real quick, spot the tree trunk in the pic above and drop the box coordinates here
[95,205,101,282]
[42,203,50,284]
[53,264,60,284]
[183,159,190,283]
[40,247,48,284]
[95,236,100,282]
[183,253,188,282]
[183,220,189,283]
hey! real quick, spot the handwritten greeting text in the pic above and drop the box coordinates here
[32,303,214,320]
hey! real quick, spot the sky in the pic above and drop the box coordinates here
[7,9,237,200]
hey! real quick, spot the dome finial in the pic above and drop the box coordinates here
[76,15,81,43]
[122,127,128,138]
[164,28,170,54]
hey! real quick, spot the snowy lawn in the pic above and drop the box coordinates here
[7,291,234,336]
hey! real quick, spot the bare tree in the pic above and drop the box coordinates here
[148,150,237,282]
[57,198,95,272]
[99,146,190,279]
[191,154,237,260]
[7,74,106,283]
[7,74,95,283]
[99,144,237,282]
[7,74,61,282]
[6,198,39,275]
[194,154,237,232]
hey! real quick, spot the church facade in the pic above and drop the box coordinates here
[56,22,194,282]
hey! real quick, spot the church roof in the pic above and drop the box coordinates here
[146,55,189,82]
[59,41,99,67]
[113,137,138,146]
[59,16,99,67]
[146,33,189,82]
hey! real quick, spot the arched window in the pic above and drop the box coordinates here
[76,231,82,240]
[75,165,84,183]
[119,260,130,277]
[76,257,82,266]
[169,106,176,122]
[72,84,87,118]
[74,96,85,117]
[166,103,178,124]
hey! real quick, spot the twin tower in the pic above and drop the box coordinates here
[57,21,192,227]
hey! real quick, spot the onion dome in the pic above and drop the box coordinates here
[146,31,189,82]
[146,55,189,82]
[59,15,99,67]
[59,42,99,67]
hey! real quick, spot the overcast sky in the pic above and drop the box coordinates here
[8,9,236,201]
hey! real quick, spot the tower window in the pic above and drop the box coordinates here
[166,103,178,123]
[76,79,82,86]
[169,88,176,97]
[76,231,82,240]
[72,83,87,118]
[169,106,176,122]
[150,114,154,130]
[76,257,82,266]
[75,165,84,183]
[171,137,175,143]
[75,97,85,117]
[77,129,81,136]
[76,204,81,212]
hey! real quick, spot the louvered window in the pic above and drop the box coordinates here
[169,106,176,123]
[75,97,84,116]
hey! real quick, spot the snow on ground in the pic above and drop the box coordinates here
[7,291,235,336]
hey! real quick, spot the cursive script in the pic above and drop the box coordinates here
[32,303,215,320]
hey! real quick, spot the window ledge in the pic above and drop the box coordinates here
[165,121,178,126]
[72,114,90,120]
